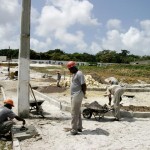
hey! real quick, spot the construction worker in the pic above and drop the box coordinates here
[105,77,118,85]
[0,99,26,139]
[107,85,125,121]
[67,61,87,135]
[105,77,119,105]
[56,71,61,87]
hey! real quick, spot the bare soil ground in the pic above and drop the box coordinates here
[1,67,150,150]
[34,85,67,93]
[33,84,150,112]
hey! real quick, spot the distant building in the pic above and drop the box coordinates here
[11,59,116,67]
[0,56,7,62]
[12,59,88,66]
[130,60,150,65]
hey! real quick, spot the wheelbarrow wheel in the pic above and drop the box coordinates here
[82,109,92,119]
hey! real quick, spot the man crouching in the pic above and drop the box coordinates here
[0,99,26,139]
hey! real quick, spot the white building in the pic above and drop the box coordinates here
[0,56,7,62]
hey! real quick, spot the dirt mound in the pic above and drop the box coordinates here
[35,86,67,93]
[35,77,56,82]
[85,101,104,110]
[90,73,105,84]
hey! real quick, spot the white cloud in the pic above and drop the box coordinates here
[102,30,122,51]
[140,20,150,30]
[101,24,150,55]
[35,0,99,34]
[0,0,150,56]
[55,29,87,48]
[0,32,19,49]
[100,19,150,55]
[31,6,40,24]
[0,0,20,25]
[122,27,141,47]
[34,0,99,39]
[45,0,99,26]
[32,0,99,53]
[90,42,102,54]
[107,19,122,30]
[31,38,52,52]
[140,20,150,36]
[0,0,20,49]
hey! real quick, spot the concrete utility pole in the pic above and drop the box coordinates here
[17,0,31,117]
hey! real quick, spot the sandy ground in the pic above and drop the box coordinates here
[20,101,150,150]
[0,68,150,150]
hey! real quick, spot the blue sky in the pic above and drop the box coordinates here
[0,0,150,56]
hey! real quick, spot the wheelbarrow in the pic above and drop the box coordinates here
[82,101,113,121]
[29,100,44,111]
[29,100,45,118]
[29,84,45,118]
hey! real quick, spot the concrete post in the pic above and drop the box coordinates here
[17,0,31,117]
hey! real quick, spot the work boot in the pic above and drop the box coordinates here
[77,129,82,132]
[70,129,78,135]
[113,118,120,121]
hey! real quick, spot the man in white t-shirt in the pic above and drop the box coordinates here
[67,61,87,135]
[107,85,125,121]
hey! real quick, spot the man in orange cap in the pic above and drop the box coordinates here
[0,99,26,139]
[66,61,87,135]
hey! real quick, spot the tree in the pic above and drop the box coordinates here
[118,50,130,63]
[96,50,117,63]
[121,50,130,57]
[71,53,83,61]
[30,49,38,59]
[60,54,71,61]
[47,49,64,55]
[0,48,149,63]
[82,53,96,62]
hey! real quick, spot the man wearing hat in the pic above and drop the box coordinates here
[0,99,26,138]
[66,61,87,135]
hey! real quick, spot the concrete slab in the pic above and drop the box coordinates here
[12,125,39,141]
[120,110,133,118]
[133,112,150,118]
[126,88,150,92]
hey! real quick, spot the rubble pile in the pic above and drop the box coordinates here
[59,77,71,87]
[85,75,105,88]
[58,75,106,89]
